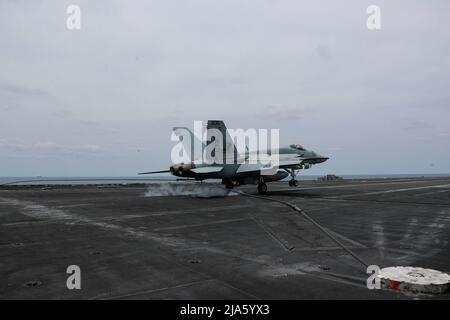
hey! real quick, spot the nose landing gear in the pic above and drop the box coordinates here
[288,180,298,187]
[286,168,299,187]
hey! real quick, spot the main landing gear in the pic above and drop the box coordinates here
[255,177,268,194]
[257,182,267,194]
[223,179,241,189]
[286,168,299,187]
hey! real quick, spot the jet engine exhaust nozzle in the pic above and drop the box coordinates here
[170,162,195,176]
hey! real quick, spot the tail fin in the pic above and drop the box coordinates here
[172,121,237,163]
[207,120,238,163]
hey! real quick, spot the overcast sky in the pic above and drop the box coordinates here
[1,0,450,176]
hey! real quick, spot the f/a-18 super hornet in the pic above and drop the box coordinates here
[140,120,328,194]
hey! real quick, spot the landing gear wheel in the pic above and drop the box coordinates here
[257,183,267,194]
[289,180,298,187]
[286,168,300,187]
[223,179,234,189]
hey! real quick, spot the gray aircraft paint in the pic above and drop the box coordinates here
[141,120,328,193]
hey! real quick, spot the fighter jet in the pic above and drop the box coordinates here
[140,120,328,194]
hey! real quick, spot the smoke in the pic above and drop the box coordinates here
[144,182,237,198]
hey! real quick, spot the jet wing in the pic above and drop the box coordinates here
[191,166,224,174]
[236,156,329,173]
[277,157,328,167]
[236,162,300,175]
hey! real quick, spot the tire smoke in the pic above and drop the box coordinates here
[144,182,236,198]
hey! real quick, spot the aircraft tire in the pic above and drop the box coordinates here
[257,183,267,194]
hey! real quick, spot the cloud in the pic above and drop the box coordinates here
[72,119,99,127]
[0,1,450,175]
[403,120,435,131]
[0,83,47,97]
[257,105,312,121]
[0,138,106,157]
[0,138,27,152]
[327,147,344,151]
[315,45,332,61]
[0,101,20,111]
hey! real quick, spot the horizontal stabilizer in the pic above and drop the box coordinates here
[138,170,170,175]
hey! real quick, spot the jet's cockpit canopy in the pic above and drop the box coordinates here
[290,144,306,151]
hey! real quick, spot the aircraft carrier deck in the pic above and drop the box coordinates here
[1,177,450,299]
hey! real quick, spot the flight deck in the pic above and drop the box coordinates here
[1,177,450,299]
